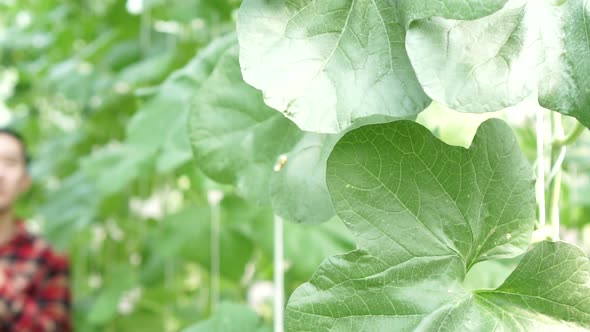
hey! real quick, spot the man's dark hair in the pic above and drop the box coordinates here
[0,127,30,165]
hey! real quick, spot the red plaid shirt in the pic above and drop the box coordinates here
[0,221,71,332]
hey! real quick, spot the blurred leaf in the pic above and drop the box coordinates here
[112,310,165,332]
[87,266,137,325]
[146,195,267,282]
[181,302,269,332]
[125,34,236,173]
[39,171,101,248]
[80,144,152,195]
[117,52,174,87]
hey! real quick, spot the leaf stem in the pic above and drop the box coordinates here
[546,146,566,187]
[209,192,222,314]
[549,112,565,241]
[552,120,586,147]
[549,169,562,241]
[274,214,285,332]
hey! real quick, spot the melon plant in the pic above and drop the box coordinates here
[189,0,590,330]
[2,0,590,331]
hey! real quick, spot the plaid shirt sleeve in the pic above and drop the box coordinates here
[0,224,71,332]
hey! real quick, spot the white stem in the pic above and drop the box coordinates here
[549,112,566,241]
[536,107,546,226]
[546,146,566,186]
[210,201,221,313]
[550,170,562,241]
[274,215,285,332]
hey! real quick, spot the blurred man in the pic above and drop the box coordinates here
[0,128,71,331]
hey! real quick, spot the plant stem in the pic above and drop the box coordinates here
[536,107,546,226]
[210,196,221,313]
[553,121,586,147]
[274,214,285,332]
[546,146,566,186]
[549,169,562,241]
[549,112,565,241]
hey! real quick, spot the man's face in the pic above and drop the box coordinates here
[0,134,30,212]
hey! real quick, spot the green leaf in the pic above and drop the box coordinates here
[190,42,339,223]
[125,34,237,173]
[396,0,510,23]
[181,302,270,332]
[190,38,404,223]
[155,108,192,173]
[87,266,137,325]
[286,119,590,330]
[111,310,165,332]
[190,37,408,223]
[117,52,174,87]
[406,2,538,114]
[150,195,264,282]
[237,0,508,133]
[80,144,151,195]
[39,172,101,248]
[329,119,535,267]
[406,0,590,127]
[45,58,114,103]
[474,241,590,330]
[537,0,590,127]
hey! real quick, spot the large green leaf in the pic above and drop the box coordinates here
[286,119,590,330]
[190,42,338,223]
[474,241,590,330]
[406,0,590,128]
[236,0,508,133]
